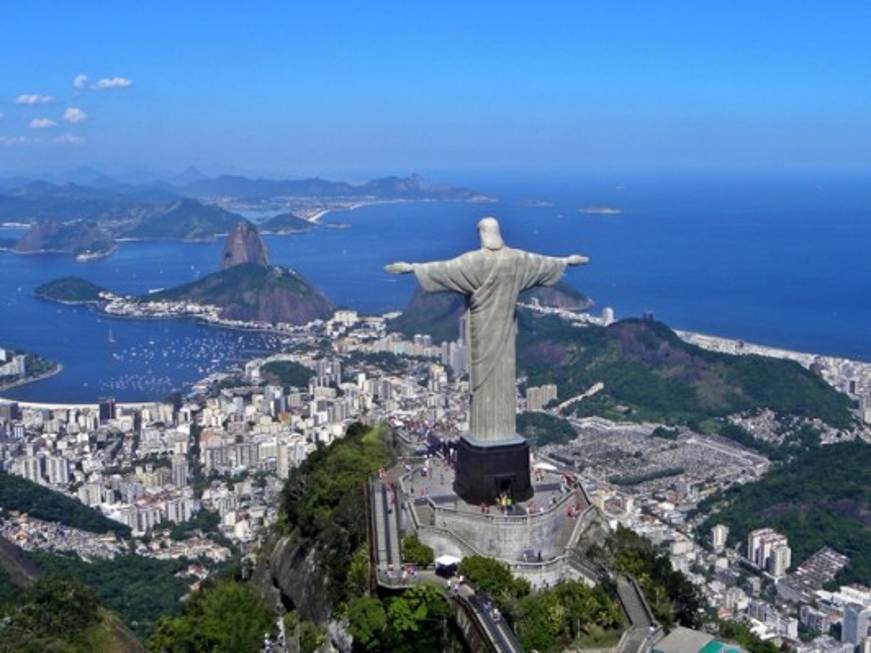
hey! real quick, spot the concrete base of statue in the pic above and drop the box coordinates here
[453,435,533,505]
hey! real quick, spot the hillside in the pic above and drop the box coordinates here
[516,314,855,430]
[35,276,108,303]
[0,472,130,537]
[260,211,313,233]
[148,262,334,324]
[121,199,245,240]
[389,281,593,343]
[181,172,485,201]
[15,219,115,256]
[0,181,153,222]
[698,441,871,585]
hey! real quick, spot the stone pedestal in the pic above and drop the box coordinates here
[453,436,532,505]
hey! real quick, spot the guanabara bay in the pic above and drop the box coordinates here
[2,5,871,653]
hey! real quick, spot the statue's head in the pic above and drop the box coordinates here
[478,217,505,250]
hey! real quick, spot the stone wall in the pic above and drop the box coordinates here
[430,490,583,560]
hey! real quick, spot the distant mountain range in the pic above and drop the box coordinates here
[0,171,488,257]
[0,170,487,219]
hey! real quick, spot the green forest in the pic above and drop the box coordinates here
[0,472,130,537]
[699,441,871,585]
[518,314,855,430]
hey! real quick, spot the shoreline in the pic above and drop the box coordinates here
[0,363,64,393]
[7,291,870,407]
[302,196,496,224]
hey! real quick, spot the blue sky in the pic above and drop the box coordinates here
[1,2,870,177]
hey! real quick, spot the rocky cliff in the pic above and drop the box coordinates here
[220,220,270,269]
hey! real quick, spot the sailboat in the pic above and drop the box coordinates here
[108,328,116,344]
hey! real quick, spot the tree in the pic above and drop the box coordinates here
[401,534,434,567]
[457,556,530,607]
[148,580,274,653]
[347,596,386,651]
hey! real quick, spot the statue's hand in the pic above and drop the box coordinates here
[385,261,414,274]
[566,254,589,266]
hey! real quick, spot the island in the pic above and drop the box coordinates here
[259,212,313,234]
[579,205,621,215]
[35,221,335,328]
[34,276,109,304]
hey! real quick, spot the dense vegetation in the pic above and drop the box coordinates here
[148,262,334,325]
[279,422,395,608]
[587,526,702,629]
[401,533,434,567]
[698,441,871,585]
[260,359,314,389]
[515,581,623,652]
[347,350,425,373]
[346,583,460,653]
[35,275,108,303]
[0,575,103,652]
[456,556,623,652]
[0,472,130,537]
[149,580,274,653]
[518,314,855,429]
[0,571,145,652]
[30,551,192,639]
[122,199,244,240]
[516,410,577,446]
[718,619,783,653]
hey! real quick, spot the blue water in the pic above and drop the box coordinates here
[1,171,869,402]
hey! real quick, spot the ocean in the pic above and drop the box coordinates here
[1,170,869,402]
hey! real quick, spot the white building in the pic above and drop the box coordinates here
[711,524,729,551]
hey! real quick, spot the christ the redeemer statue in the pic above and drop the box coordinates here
[386,217,587,503]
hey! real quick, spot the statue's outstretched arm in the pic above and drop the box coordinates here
[565,254,589,266]
[385,261,414,274]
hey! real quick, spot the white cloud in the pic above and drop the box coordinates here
[0,136,28,145]
[29,118,57,129]
[63,107,88,124]
[92,76,133,89]
[15,93,55,105]
[73,74,89,89]
[55,133,85,145]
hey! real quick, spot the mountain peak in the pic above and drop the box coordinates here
[220,220,270,269]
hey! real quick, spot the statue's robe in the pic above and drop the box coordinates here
[413,247,566,443]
